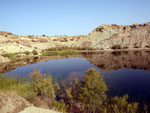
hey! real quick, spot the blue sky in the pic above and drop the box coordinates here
[0,0,150,36]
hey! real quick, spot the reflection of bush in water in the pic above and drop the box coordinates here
[134,51,142,56]
[97,64,105,68]
[111,51,122,56]
[111,45,121,49]
[131,65,138,69]
[145,51,150,53]
[33,56,38,61]
[122,51,129,54]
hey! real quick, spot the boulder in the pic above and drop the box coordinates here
[0,93,31,113]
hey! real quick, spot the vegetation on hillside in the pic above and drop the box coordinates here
[42,50,78,56]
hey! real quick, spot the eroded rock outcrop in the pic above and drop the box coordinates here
[0,22,150,63]
[79,22,150,49]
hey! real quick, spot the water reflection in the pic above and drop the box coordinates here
[82,50,150,70]
[2,50,150,103]
[5,57,99,78]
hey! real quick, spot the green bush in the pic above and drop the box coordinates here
[79,68,107,113]
[51,100,68,113]
[104,95,138,113]
[17,83,37,101]
[4,53,23,62]
[0,68,145,113]
[32,50,38,55]
[29,69,55,99]
[62,68,140,113]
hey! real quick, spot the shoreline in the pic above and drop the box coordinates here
[1,48,150,74]
[79,48,150,53]
[1,48,150,63]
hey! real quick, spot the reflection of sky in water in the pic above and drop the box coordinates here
[5,57,150,103]
[6,57,99,78]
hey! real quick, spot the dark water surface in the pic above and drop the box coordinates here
[4,51,150,103]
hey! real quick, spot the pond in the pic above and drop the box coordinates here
[3,50,150,104]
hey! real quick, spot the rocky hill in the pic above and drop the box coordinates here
[86,22,150,49]
[0,22,150,55]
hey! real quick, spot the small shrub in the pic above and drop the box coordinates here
[3,52,24,62]
[29,69,55,99]
[122,46,128,49]
[51,100,68,113]
[111,45,121,49]
[23,91,37,102]
[17,83,37,102]
[24,51,30,56]
[53,39,58,41]
[79,68,107,113]
[105,95,139,113]
[32,50,38,55]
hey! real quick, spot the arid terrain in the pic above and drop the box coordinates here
[0,22,150,62]
[0,22,150,113]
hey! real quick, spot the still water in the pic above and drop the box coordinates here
[4,51,150,103]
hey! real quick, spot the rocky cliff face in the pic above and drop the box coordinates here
[75,22,150,49]
[0,22,150,56]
